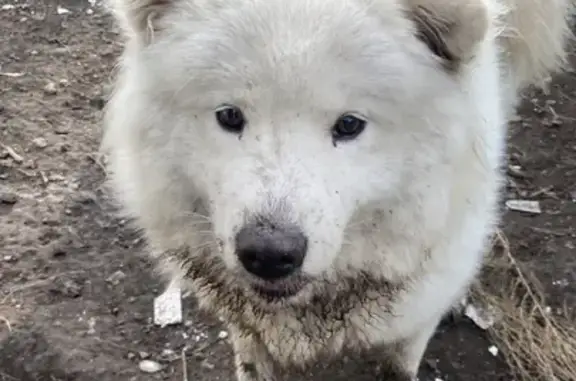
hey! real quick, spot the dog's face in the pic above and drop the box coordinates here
[105,0,490,303]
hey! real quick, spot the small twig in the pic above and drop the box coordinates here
[0,371,18,381]
[530,227,567,237]
[0,315,12,332]
[0,144,24,163]
[7,271,84,294]
[181,348,188,381]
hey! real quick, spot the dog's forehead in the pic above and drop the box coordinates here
[158,0,417,106]
[215,2,408,64]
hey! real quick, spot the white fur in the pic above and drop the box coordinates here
[102,0,573,379]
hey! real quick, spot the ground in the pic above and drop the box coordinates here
[0,1,574,381]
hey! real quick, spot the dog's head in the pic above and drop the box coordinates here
[104,0,495,304]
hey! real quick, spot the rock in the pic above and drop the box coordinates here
[43,82,57,95]
[50,244,67,258]
[138,360,163,373]
[56,6,71,15]
[201,359,215,370]
[0,191,18,204]
[106,270,127,285]
[488,345,499,357]
[54,126,69,135]
[49,277,83,298]
[505,199,542,214]
[153,283,183,327]
[138,351,150,359]
[32,137,48,148]
[464,303,501,330]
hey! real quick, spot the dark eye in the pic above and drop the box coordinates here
[215,105,246,133]
[331,114,366,141]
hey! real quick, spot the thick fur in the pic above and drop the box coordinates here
[102,0,573,379]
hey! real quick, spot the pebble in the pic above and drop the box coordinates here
[138,360,163,373]
[488,345,499,357]
[464,303,499,330]
[32,137,48,148]
[106,270,127,285]
[0,191,18,204]
[56,6,71,15]
[43,82,57,95]
[505,199,541,214]
[50,277,83,298]
[50,244,67,258]
[55,127,69,135]
[201,359,215,370]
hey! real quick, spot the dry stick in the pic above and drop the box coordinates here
[181,348,188,381]
[0,316,12,332]
[0,143,24,163]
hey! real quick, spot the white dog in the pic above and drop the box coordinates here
[102,0,573,379]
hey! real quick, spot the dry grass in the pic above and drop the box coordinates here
[471,231,576,381]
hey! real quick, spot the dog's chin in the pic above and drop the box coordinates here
[243,277,310,305]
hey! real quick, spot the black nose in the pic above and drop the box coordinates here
[235,219,308,281]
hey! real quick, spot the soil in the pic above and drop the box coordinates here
[0,1,574,381]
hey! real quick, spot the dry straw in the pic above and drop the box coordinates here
[471,231,576,381]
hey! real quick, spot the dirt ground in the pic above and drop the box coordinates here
[0,1,574,380]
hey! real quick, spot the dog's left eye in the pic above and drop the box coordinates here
[331,114,366,142]
[215,105,246,134]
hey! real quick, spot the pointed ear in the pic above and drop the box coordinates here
[405,0,490,70]
[108,0,174,43]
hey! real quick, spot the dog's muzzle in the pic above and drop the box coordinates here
[235,216,309,300]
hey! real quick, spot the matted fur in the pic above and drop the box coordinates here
[101,0,573,379]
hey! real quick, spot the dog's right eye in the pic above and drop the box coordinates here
[215,105,246,133]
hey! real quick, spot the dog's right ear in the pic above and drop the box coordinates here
[404,0,490,71]
[108,0,174,43]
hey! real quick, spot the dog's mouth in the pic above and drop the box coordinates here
[246,277,308,302]
[252,284,300,300]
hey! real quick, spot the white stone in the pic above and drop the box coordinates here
[139,360,163,373]
[153,283,183,327]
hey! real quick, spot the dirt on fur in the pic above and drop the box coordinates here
[0,1,574,381]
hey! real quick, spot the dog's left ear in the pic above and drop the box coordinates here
[108,0,175,43]
[404,0,490,70]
